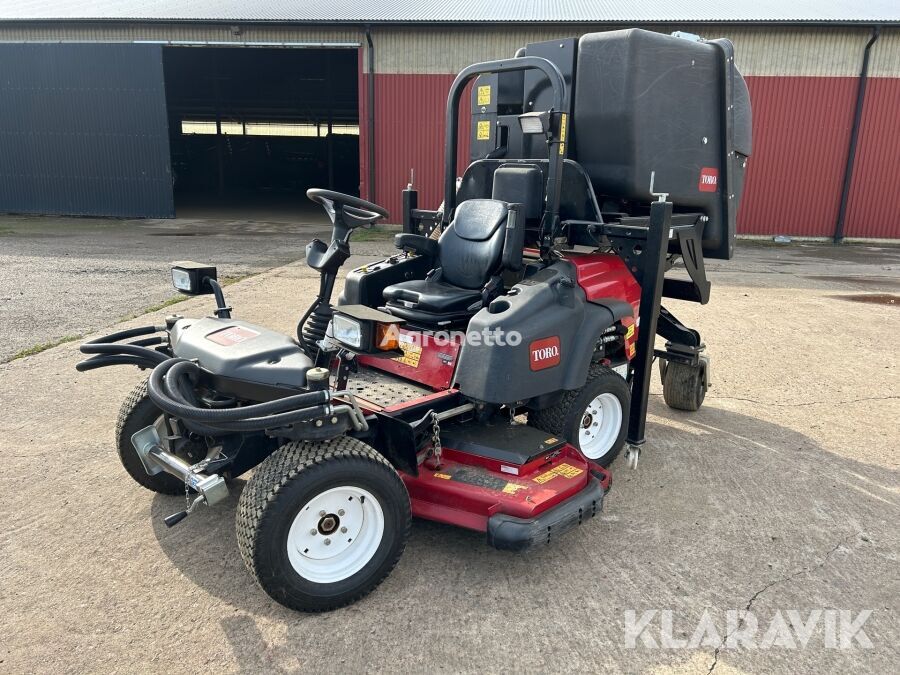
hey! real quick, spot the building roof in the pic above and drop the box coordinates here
[0,0,896,24]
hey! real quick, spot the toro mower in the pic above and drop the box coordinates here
[77,29,751,612]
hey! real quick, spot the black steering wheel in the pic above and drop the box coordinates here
[307,189,389,234]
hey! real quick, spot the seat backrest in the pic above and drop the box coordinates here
[439,199,508,290]
[491,165,543,221]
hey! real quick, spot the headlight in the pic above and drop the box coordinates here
[518,111,551,135]
[329,305,405,355]
[171,268,193,292]
[171,261,217,295]
[332,314,363,348]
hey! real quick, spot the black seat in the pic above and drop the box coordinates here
[383,199,516,325]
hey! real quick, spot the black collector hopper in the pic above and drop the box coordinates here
[572,29,752,260]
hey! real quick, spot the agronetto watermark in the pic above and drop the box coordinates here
[381,324,524,348]
[622,609,874,650]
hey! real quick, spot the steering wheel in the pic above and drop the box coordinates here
[307,189,389,233]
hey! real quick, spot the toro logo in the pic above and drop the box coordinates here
[698,167,718,192]
[530,336,561,371]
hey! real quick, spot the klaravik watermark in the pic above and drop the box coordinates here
[623,609,873,649]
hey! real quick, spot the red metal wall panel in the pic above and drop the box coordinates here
[368,72,900,239]
[371,73,470,219]
[844,77,900,238]
[738,75,857,237]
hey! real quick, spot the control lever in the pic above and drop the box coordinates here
[164,494,207,528]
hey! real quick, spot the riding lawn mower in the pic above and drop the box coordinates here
[77,29,751,612]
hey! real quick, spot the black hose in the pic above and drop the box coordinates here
[129,336,165,347]
[147,359,332,434]
[80,343,170,364]
[82,325,165,345]
[75,355,156,372]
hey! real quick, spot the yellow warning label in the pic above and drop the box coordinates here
[545,437,559,445]
[533,462,584,485]
[434,472,451,480]
[502,482,527,494]
[626,324,635,339]
[392,343,422,368]
[477,85,492,106]
[476,120,491,141]
[558,114,568,155]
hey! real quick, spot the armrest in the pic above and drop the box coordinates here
[394,233,439,258]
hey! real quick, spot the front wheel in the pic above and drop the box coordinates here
[530,365,630,467]
[236,436,410,612]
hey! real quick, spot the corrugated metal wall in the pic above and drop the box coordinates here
[0,42,174,217]
[736,76,858,237]
[0,21,897,237]
[844,76,900,238]
[360,24,900,238]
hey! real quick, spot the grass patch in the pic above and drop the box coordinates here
[350,226,395,242]
[7,334,82,362]
[0,226,14,236]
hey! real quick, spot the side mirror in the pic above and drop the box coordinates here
[171,261,217,295]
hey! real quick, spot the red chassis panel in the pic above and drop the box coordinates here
[402,443,611,532]
[358,328,462,390]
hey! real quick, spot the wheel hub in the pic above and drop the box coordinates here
[318,514,340,535]
[286,486,385,584]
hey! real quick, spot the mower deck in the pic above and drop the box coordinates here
[405,419,610,550]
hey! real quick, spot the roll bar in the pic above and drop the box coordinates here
[442,56,568,235]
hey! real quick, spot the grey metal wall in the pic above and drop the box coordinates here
[0,43,174,217]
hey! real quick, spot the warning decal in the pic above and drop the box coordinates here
[477,85,492,106]
[559,113,567,155]
[533,462,584,485]
[502,483,527,494]
[476,120,491,141]
[392,342,422,368]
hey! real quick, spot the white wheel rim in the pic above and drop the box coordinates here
[578,393,623,460]
[286,486,384,584]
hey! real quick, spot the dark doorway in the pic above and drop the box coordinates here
[163,47,359,219]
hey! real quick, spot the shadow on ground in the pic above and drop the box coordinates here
[148,400,898,672]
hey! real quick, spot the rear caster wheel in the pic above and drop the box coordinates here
[236,436,410,612]
[661,359,707,411]
[530,365,630,468]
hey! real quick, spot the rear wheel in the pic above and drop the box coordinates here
[662,360,707,411]
[236,436,410,612]
[530,365,630,467]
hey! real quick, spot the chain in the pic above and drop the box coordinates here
[430,411,442,467]
[184,456,213,509]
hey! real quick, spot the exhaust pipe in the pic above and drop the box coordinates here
[131,426,229,526]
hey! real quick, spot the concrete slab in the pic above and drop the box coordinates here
[0,214,392,361]
[0,241,897,673]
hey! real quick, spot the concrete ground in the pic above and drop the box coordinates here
[0,210,332,362]
[0,236,897,674]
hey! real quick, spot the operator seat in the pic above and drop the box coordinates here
[382,165,540,326]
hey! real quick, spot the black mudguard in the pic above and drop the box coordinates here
[454,261,626,404]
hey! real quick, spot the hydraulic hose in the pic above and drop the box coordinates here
[83,325,166,344]
[147,359,332,434]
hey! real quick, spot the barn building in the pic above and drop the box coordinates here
[0,3,897,240]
